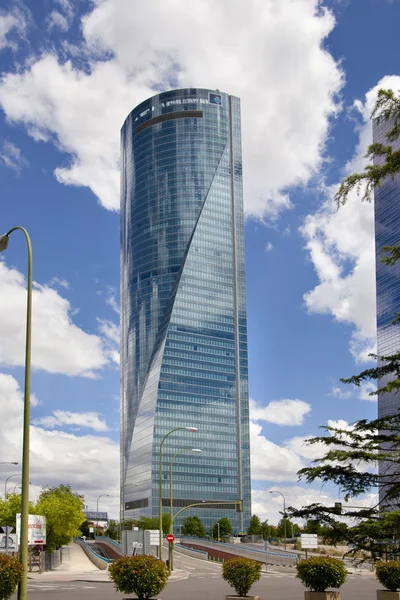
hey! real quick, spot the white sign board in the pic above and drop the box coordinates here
[301,534,318,549]
[16,514,46,545]
[132,541,143,549]
[146,529,159,546]
[89,527,94,533]
[0,534,18,551]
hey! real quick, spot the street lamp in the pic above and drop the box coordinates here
[270,490,287,550]
[168,448,202,571]
[96,494,110,534]
[4,474,20,500]
[158,427,198,559]
[0,462,18,465]
[0,227,32,600]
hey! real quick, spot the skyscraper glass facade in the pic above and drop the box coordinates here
[120,88,251,532]
[374,117,400,505]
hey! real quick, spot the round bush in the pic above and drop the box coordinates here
[296,556,347,592]
[108,554,169,600]
[376,561,400,592]
[0,554,24,600]
[222,557,262,597]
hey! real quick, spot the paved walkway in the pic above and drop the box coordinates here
[27,543,187,583]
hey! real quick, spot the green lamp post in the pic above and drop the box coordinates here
[158,427,198,559]
[0,227,32,600]
[168,448,202,571]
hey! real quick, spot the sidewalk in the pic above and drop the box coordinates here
[27,543,188,583]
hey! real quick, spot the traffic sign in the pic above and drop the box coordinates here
[166,534,175,543]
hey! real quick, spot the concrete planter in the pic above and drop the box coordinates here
[304,593,340,600]
[225,596,260,600]
[377,592,400,600]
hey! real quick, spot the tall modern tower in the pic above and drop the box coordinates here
[120,88,251,533]
[374,117,400,507]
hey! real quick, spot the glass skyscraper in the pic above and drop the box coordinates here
[374,117,400,506]
[120,88,251,533]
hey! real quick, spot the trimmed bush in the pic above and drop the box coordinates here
[108,554,169,600]
[296,556,347,592]
[376,561,400,592]
[222,557,262,597]
[0,554,24,600]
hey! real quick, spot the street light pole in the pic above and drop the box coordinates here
[158,426,198,560]
[269,490,287,550]
[168,448,201,572]
[0,462,18,465]
[96,494,110,535]
[0,227,32,600]
[4,474,20,500]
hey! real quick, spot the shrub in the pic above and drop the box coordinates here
[0,554,24,600]
[296,556,347,592]
[108,555,169,600]
[222,557,262,597]
[376,561,400,592]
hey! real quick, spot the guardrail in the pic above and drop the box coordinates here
[95,536,122,548]
[175,544,208,560]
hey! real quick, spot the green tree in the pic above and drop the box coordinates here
[104,519,119,540]
[181,516,206,538]
[0,494,36,529]
[260,520,271,540]
[277,517,299,538]
[135,514,171,534]
[247,515,261,536]
[35,484,85,552]
[305,520,322,535]
[79,520,90,537]
[218,517,232,537]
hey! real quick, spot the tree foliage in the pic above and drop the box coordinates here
[296,557,347,592]
[109,555,169,600]
[181,515,206,538]
[0,494,36,529]
[0,554,24,600]
[335,89,400,207]
[247,514,261,536]
[288,87,400,557]
[35,484,85,552]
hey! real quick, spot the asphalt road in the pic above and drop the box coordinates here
[17,569,382,600]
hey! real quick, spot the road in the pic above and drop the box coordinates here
[19,571,382,600]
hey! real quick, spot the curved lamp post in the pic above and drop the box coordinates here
[96,494,110,533]
[168,448,202,571]
[158,427,198,559]
[4,474,20,500]
[0,462,18,466]
[0,228,32,600]
[269,490,287,550]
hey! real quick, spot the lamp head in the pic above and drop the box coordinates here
[0,235,9,253]
[185,427,198,432]
[191,449,202,453]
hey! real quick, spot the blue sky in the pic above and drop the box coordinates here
[0,0,398,522]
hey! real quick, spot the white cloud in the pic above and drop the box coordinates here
[48,276,69,290]
[105,287,120,315]
[265,242,273,253]
[0,260,109,377]
[0,0,343,220]
[97,318,120,365]
[252,486,336,524]
[47,11,70,32]
[283,435,327,461]
[250,398,311,426]
[33,410,109,432]
[0,141,29,172]
[250,422,304,482]
[301,75,400,362]
[0,8,28,51]
[330,386,352,400]
[358,381,377,402]
[0,373,120,516]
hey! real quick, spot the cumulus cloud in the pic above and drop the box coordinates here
[330,386,352,400]
[250,422,304,481]
[0,0,343,219]
[265,242,273,253]
[301,75,400,362]
[250,398,311,426]
[0,373,120,516]
[0,260,109,377]
[33,410,109,432]
[0,140,29,172]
